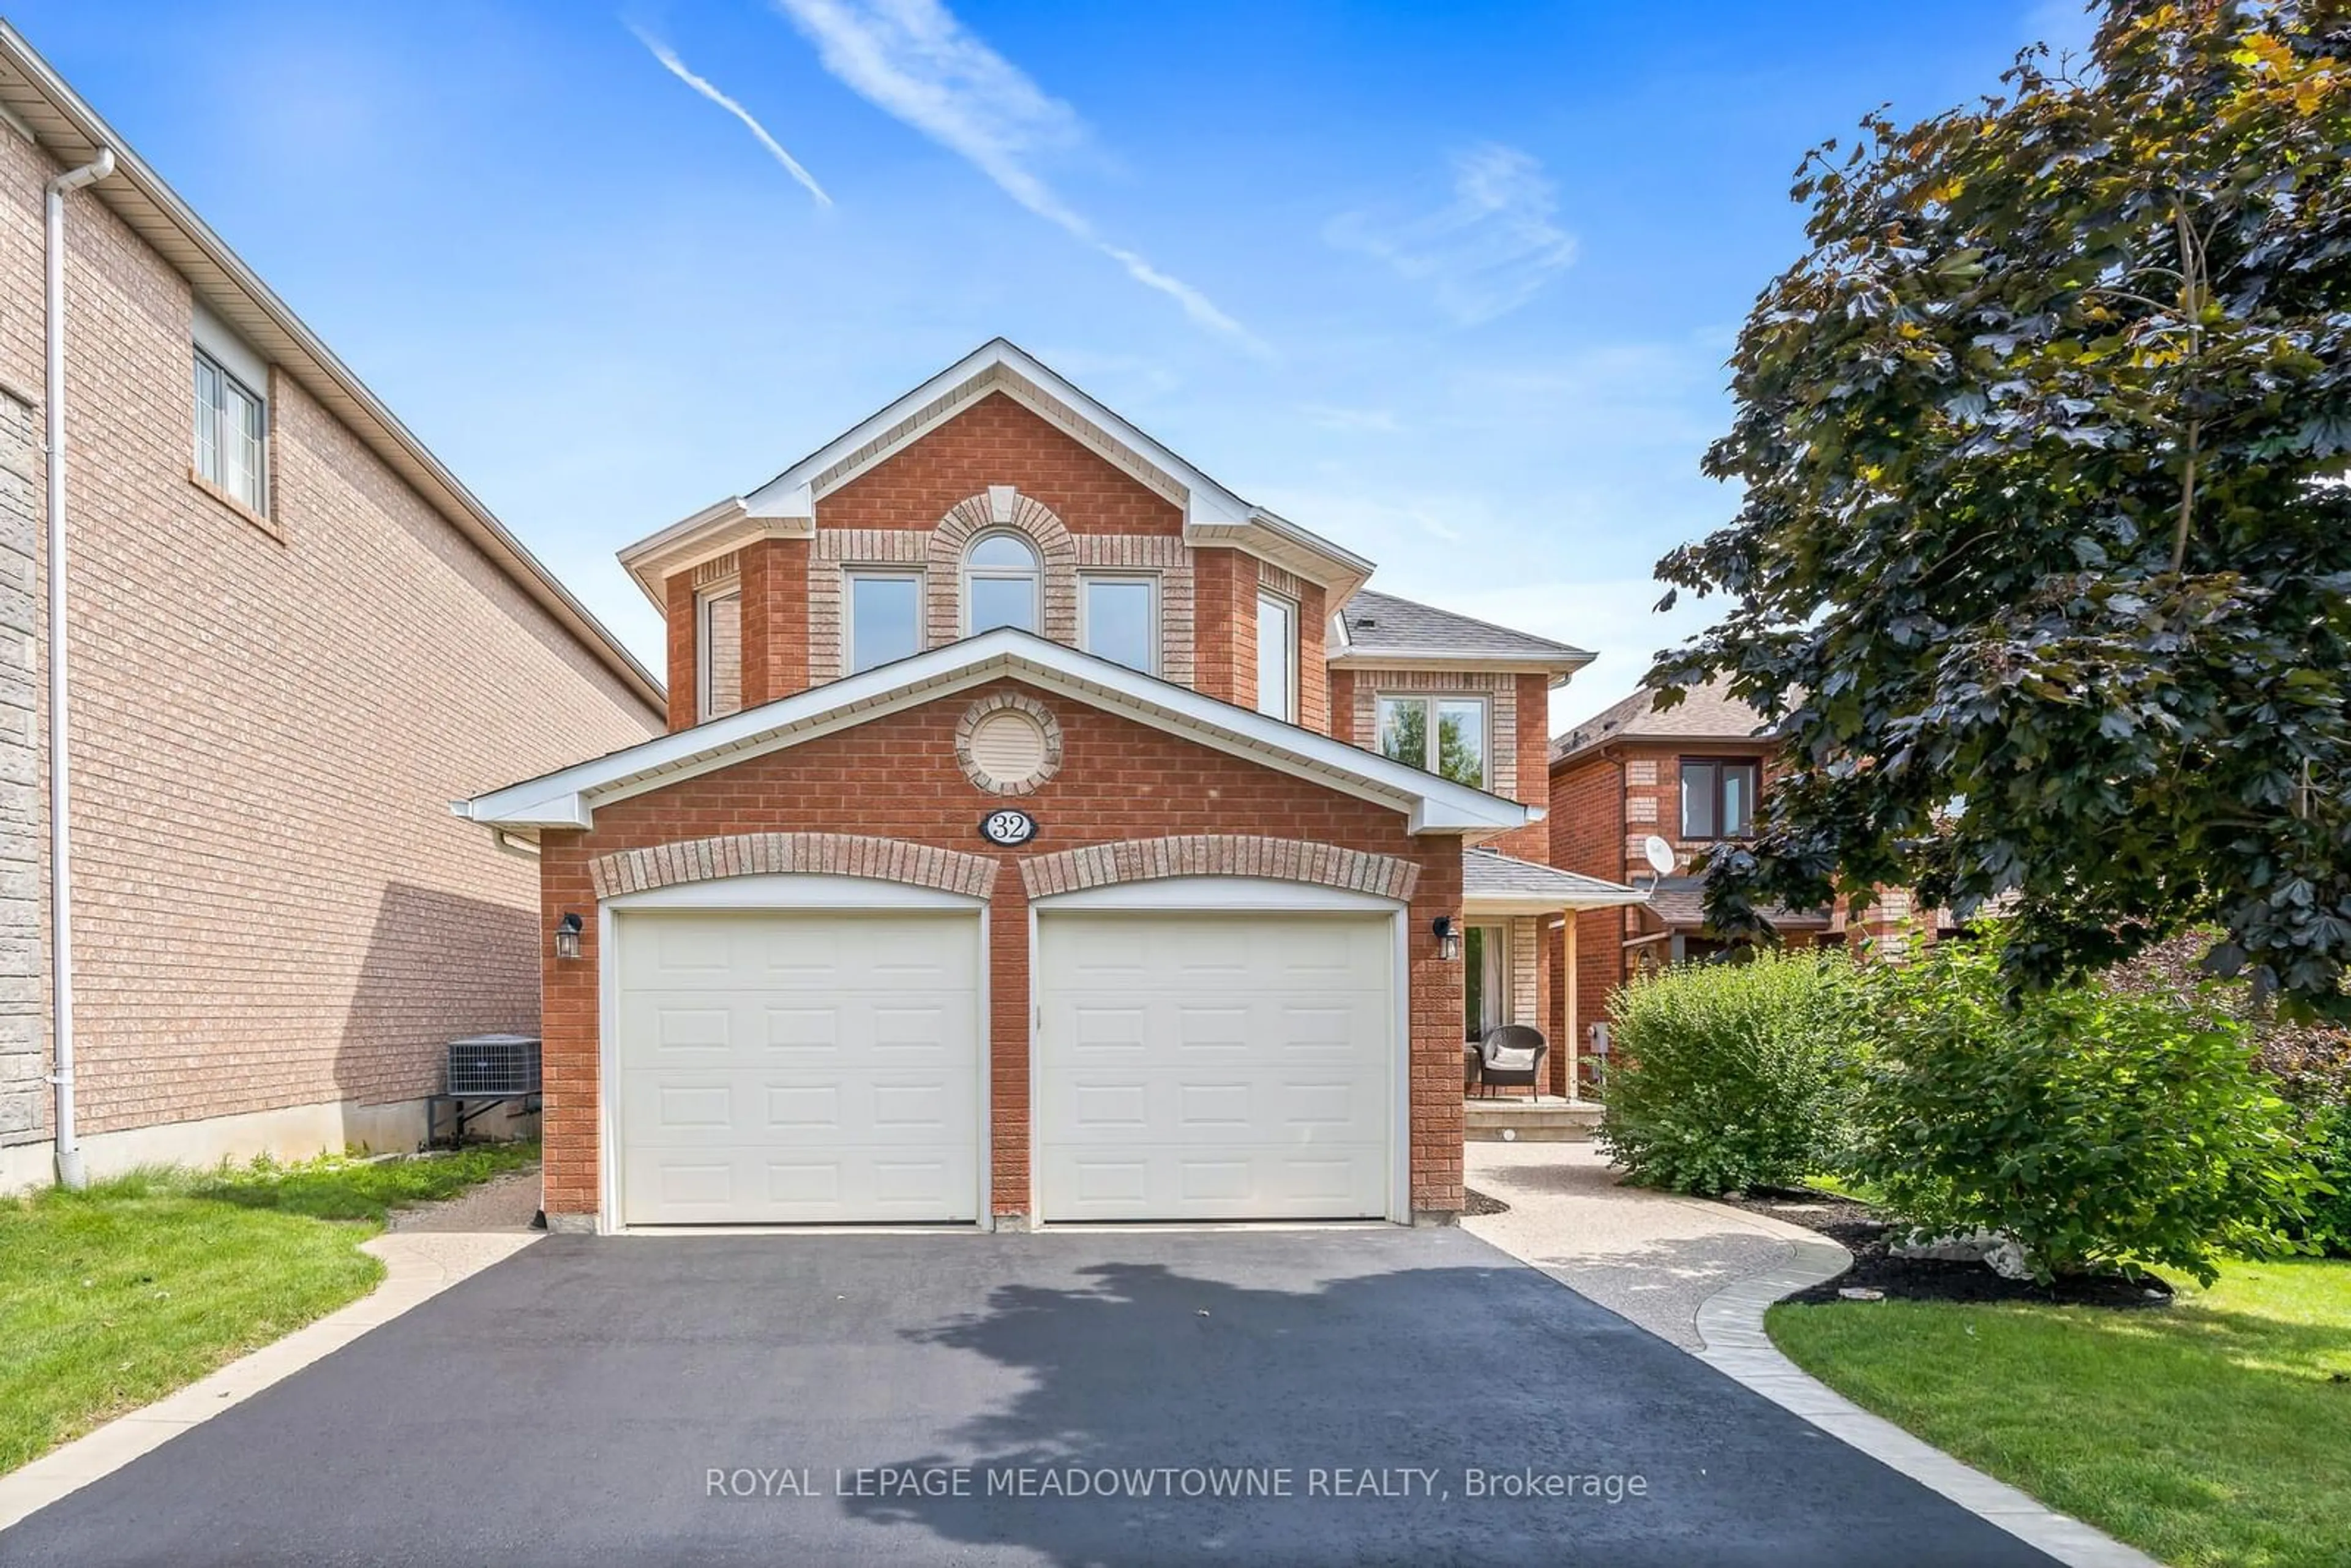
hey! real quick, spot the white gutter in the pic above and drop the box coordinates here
[44,144,113,1190]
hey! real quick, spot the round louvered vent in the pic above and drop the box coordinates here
[955,695,1064,795]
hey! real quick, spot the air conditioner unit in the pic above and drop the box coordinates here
[446,1033,541,1097]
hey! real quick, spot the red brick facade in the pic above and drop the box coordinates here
[1549,738,1889,1035]
[539,680,1466,1223]
[739,537,810,707]
[560,378,1626,1227]
[822,393,1184,542]
[1548,748,1629,1045]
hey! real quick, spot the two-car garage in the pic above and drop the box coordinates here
[610,889,1400,1229]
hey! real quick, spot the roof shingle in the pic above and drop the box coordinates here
[1463,848,1646,908]
[1552,677,1774,763]
[1335,590,1592,667]
[1643,876,1832,931]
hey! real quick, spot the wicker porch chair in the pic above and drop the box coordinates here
[1475,1025,1549,1100]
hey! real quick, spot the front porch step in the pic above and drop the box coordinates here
[1463,1098,1603,1142]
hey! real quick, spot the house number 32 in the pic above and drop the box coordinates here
[980,809,1038,847]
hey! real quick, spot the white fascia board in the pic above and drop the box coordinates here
[1464,890,1647,915]
[618,495,749,569]
[454,789,590,830]
[460,629,1530,836]
[617,496,822,608]
[1183,508,1375,599]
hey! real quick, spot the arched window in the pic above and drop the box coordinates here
[964,530,1041,635]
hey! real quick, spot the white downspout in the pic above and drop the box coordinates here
[44,145,114,1190]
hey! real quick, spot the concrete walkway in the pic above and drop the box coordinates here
[1463,1141,1815,1348]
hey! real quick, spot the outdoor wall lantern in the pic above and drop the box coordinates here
[555,912,583,961]
[1431,915,1461,962]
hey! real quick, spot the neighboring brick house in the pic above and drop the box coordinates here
[0,29,664,1188]
[1548,679,1923,1043]
[462,339,1640,1232]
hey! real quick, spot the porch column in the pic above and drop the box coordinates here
[1563,913,1581,1105]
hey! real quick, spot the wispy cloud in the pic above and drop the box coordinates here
[1327,145,1580,326]
[630,24,833,209]
[769,0,1263,351]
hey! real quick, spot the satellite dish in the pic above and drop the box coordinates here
[1641,836,1676,877]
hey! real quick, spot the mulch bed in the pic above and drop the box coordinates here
[1462,1187,1510,1217]
[1719,1188,2174,1310]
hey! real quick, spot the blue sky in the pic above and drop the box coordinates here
[18,0,2095,726]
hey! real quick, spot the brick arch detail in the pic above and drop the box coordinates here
[1020,835,1421,902]
[927,489,1079,648]
[588,832,1000,901]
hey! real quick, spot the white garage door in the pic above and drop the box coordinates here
[615,909,981,1225]
[1035,910,1396,1221]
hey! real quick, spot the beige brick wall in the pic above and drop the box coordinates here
[0,388,37,1137]
[0,128,661,1144]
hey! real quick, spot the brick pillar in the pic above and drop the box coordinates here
[1408,844,1466,1218]
[1490,672,1554,860]
[1296,581,1329,733]
[663,572,696,732]
[738,538,811,707]
[1328,667,1357,745]
[538,832,601,1225]
[1193,549,1242,705]
[988,869,1030,1222]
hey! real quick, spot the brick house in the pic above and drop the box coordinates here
[1548,679,1926,1046]
[0,29,664,1188]
[462,340,1642,1232]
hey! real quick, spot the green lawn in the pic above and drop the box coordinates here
[1768,1258,2351,1568]
[0,1143,537,1475]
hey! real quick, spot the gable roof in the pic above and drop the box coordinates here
[617,339,1375,609]
[1332,589,1593,679]
[1552,678,1774,765]
[459,628,1535,838]
[0,24,663,716]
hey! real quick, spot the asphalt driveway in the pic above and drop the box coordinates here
[0,1227,2052,1567]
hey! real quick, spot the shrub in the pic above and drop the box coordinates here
[2289,1102,2351,1257]
[1851,935,2320,1286]
[1597,950,1864,1195]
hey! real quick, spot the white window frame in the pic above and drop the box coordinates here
[846,568,925,675]
[1076,571,1160,675]
[1256,589,1299,722]
[192,348,268,516]
[1373,692,1491,790]
[695,583,743,722]
[961,529,1043,637]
